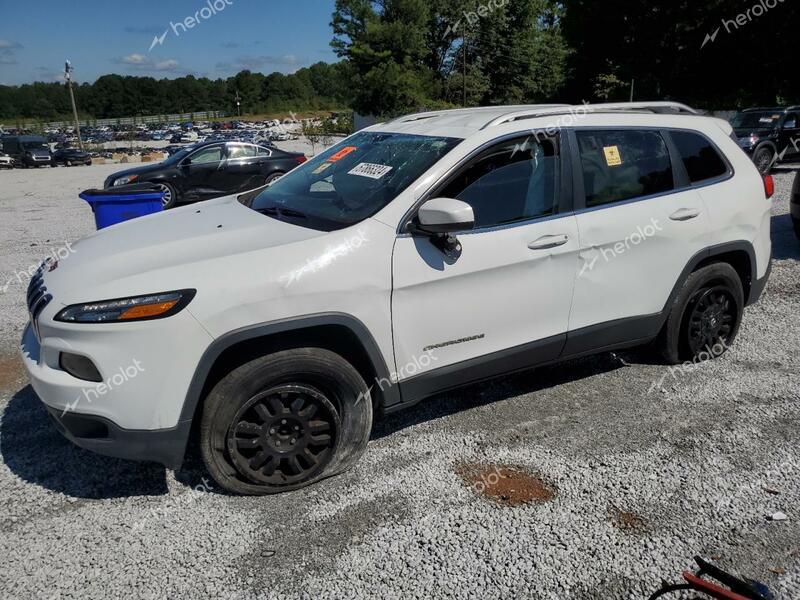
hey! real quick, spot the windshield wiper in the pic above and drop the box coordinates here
[256,206,308,219]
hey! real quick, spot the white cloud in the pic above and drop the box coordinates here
[121,53,148,65]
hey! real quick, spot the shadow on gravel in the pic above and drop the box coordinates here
[1,385,168,499]
[771,213,800,261]
[373,351,629,440]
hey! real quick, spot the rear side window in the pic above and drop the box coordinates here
[576,130,673,207]
[670,130,728,183]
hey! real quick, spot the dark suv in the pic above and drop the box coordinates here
[731,107,800,173]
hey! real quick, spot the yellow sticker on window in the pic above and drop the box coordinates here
[603,145,622,167]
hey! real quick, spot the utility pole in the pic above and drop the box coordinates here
[234,90,241,117]
[462,29,468,108]
[629,79,635,102]
[64,61,84,150]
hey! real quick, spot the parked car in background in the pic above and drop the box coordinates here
[0,135,52,168]
[791,171,800,239]
[731,106,800,173]
[103,140,307,208]
[52,147,92,167]
[0,151,13,168]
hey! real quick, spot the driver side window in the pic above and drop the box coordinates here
[438,135,559,229]
[189,145,223,165]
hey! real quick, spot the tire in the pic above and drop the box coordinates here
[155,182,178,209]
[793,216,800,240]
[264,171,284,186]
[200,348,372,495]
[656,263,744,365]
[753,146,774,174]
[66,160,72,167]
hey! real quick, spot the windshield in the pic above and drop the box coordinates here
[21,141,47,150]
[730,111,782,130]
[249,131,461,231]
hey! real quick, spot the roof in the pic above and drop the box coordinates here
[370,102,701,138]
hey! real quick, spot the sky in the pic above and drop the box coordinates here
[0,0,339,86]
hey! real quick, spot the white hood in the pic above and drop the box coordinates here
[43,196,325,303]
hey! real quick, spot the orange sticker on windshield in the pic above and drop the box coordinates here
[328,146,357,163]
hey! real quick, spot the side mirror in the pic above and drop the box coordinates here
[414,197,474,234]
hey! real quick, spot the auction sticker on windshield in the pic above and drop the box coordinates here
[328,146,358,162]
[348,163,393,179]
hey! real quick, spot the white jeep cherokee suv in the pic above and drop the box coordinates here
[20,102,773,494]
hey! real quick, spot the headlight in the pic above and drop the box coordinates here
[55,289,196,323]
[113,174,138,186]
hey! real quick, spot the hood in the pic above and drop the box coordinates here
[27,148,51,157]
[105,162,166,186]
[44,196,325,301]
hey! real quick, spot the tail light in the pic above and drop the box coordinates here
[763,174,775,199]
[294,155,307,164]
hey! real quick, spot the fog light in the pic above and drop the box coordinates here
[60,352,102,382]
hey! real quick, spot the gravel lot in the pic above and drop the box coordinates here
[0,161,798,600]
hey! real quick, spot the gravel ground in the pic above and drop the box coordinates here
[0,163,798,600]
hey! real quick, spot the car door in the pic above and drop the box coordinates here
[778,113,800,160]
[391,133,579,398]
[565,128,711,354]
[179,144,226,200]
[220,143,264,193]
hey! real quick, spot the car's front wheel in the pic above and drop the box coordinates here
[656,263,744,364]
[200,348,372,495]
[155,182,178,209]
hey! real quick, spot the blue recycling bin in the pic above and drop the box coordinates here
[79,184,164,230]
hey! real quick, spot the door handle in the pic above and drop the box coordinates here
[528,234,569,250]
[669,208,700,221]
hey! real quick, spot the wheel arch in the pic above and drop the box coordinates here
[180,313,397,430]
[662,241,756,318]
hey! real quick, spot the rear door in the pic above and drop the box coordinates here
[565,128,712,352]
[222,143,265,193]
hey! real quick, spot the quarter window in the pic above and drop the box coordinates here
[438,136,559,229]
[576,130,673,207]
[670,130,728,183]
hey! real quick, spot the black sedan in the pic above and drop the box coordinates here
[52,147,92,167]
[103,141,307,209]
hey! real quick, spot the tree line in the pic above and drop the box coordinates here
[1,0,797,122]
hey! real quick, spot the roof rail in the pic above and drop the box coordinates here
[388,104,571,125]
[481,101,700,129]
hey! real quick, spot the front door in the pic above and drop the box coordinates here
[391,134,579,399]
[180,144,227,200]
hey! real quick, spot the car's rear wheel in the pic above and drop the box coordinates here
[264,171,284,186]
[200,348,372,495]
[656,263,744,364]
[753,146,774,174]
[155,182,178,209]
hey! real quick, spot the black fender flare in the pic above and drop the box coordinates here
[178,312,398,425]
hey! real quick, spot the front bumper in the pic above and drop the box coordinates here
[19,302,212,467]
[42,403,190,469]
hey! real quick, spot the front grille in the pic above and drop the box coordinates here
[27,265,53,325]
